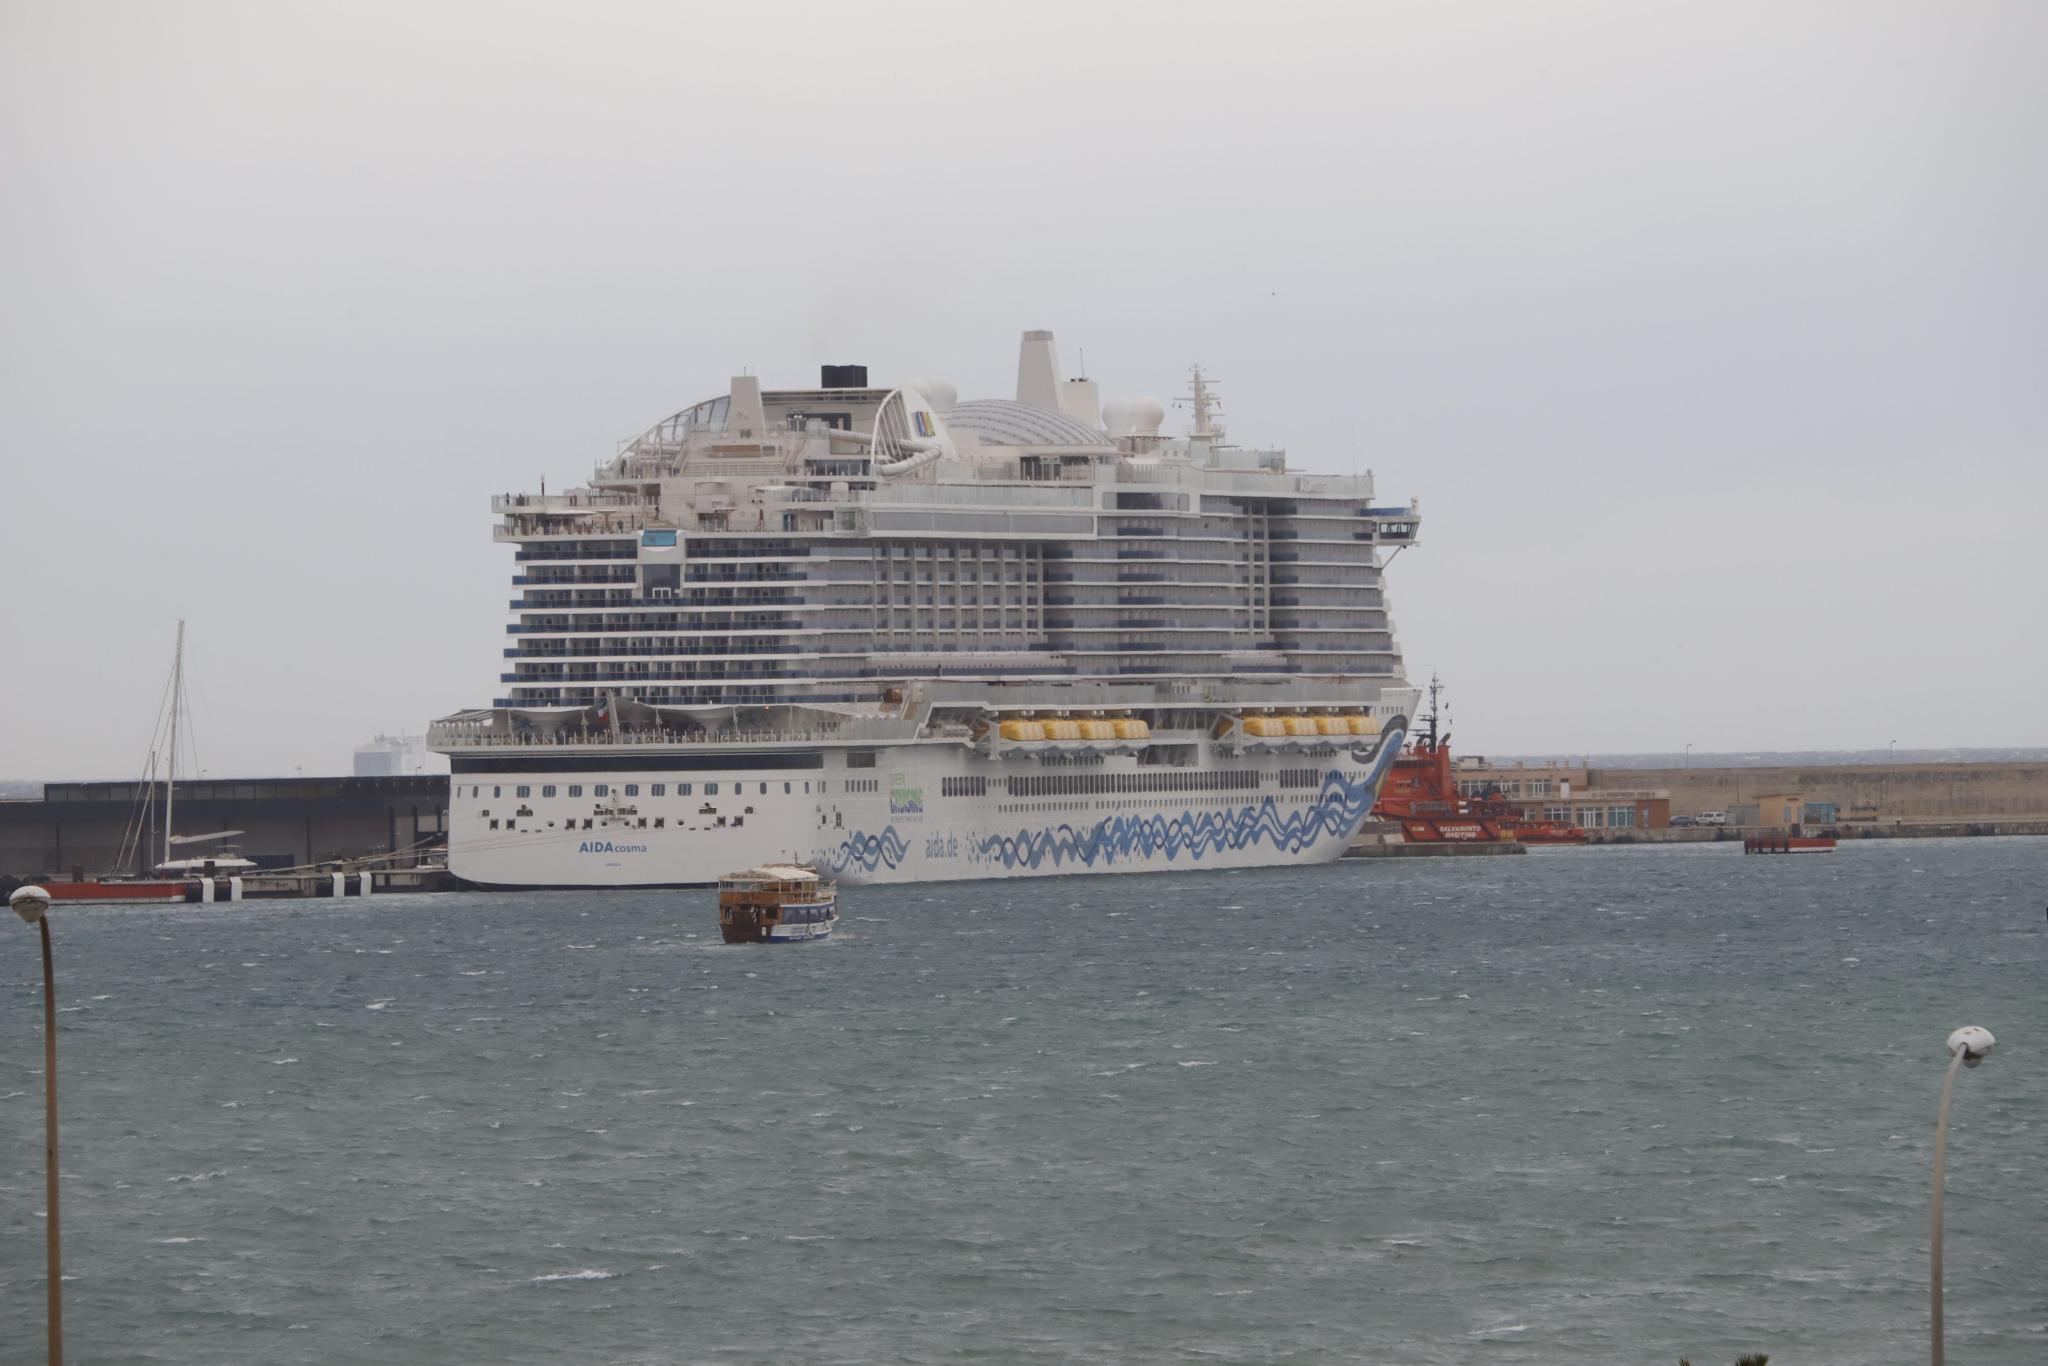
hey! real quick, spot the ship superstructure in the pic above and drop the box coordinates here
[429,331,1422,886]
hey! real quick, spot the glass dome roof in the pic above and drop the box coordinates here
[946,399,1114,451]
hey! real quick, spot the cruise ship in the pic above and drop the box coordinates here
[428,331,1422,887]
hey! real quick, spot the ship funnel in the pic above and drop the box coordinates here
[1015,329,1061,411]
[727,375,767,438]
[1060,377,1102,428]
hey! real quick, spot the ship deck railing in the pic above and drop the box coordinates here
[428,722,951,750]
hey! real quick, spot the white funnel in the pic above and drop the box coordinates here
[1061,378,1102,428]
[726,375,766,438]
[1016,330,1061,411]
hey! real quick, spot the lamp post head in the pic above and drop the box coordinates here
[10,885,51,925]
[1947,1026,1994,1068]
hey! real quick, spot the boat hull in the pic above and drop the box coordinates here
[720,903,839,944]
[1744,836,1837,854]
[449,723,1407,890]
[41,881,190,905]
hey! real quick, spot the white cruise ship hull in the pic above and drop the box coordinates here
[447,724,1405,889]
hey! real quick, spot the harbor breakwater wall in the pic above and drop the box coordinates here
[1594,761,2048,823]
[0,775,448,882]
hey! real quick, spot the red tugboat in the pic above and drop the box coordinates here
[1371,680,1588,846]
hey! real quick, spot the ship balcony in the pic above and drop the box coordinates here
[513,546,637,562]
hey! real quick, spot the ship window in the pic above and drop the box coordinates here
[595,784,609,796]
[654,817,664,829]
[516,785,532,798]
[784,782,792,794]
[716,816,726,827]
[568,784,583,797]
[651,784,665,796]
[759,783,768,795]
[493,786,502,799]
[625,784,639,797]
[542,785,557,798]
[678,783,692,796]
[705,783,718,795]
[489,819,500,830]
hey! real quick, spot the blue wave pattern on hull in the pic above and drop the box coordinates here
[974,769,1379,873]
[824,731,1404,876]
[833,826,910,874]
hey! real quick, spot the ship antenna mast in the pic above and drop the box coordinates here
[1177,364,1225,443]
[163,620,185,867]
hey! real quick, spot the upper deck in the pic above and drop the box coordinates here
[437,331,1420,729]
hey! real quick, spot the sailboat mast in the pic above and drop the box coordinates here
[163,620,185,868]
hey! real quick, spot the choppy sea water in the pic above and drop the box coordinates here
[3,839,2044,1365]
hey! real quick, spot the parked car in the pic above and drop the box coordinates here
[1668,814,1698,828]
[1695,811,1727,826]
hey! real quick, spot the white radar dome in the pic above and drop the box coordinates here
[1102,396,1137,436]
[1133,396,1165,436]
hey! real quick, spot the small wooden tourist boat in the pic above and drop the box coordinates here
[717,864,838,943]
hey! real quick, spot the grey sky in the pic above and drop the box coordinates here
[3,1,2043,779]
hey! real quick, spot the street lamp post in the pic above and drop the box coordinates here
[1931,1025,1994,1366]
[11,884,61,1365]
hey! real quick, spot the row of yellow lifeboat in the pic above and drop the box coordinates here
[1241,714,1381,738]
[997,717,1152,742]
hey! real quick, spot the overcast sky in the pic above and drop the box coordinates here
[3,1,2042,779]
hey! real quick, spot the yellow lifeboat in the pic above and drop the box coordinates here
[1077,719,1116,741]
[1000,719,1046,742]
[1315,716,1349,736]
[1112,718,1151,740]
[1243,716,1288,738]
[1042,719,1082,741]
[1282,716,1318,737]
[1346,714,1380,736]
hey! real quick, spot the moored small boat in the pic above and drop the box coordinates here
[1743,834,1837,854]
[718,864,838,943]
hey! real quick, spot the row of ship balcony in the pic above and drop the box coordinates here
[506,652,1394,683]
[488,660,1401,709]
[499,524,1400,558]
[430,720,982,750]
[499,647,1397,676]
[503,591,1376,619]
[501,618,1384,647]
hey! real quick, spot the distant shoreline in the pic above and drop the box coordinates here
[1489,748,2048,770]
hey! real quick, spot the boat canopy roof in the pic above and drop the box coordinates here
[720,863,823,885]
